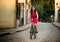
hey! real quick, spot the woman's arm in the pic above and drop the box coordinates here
[36,11,38,20]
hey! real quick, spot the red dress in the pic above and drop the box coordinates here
[30,13,38,24]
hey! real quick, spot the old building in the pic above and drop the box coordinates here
[0,0,16,28]
[0,0,31,28]
[55,0,60,22]
[17,0,31,26]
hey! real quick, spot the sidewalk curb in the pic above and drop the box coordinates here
[15,24,31,33]
[0,33,10,37]
[52,23,60,29]
[0,24,31,36]
[15,26,30,33]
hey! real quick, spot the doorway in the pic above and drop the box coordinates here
[16,0,24,27]
[58,9,60,22]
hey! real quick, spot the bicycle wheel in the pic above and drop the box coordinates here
[30,32,33,39]
[34,32,36,39]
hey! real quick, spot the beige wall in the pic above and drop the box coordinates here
[24,0,31,25]
[55,0,58,22]
[0,0,16,28]
[27,0,31,24]
[55,0,60,22]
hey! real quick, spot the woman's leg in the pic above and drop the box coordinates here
[30,24,33,39]
[33,24,36,39]
[34,32,36,39]
[30,24,33,33]
[34,25,38,33]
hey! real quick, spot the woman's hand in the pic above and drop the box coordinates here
[31,18,33,20]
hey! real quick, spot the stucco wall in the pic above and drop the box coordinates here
[55,0,60,22]
[0,0,16,28]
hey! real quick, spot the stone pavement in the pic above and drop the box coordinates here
[0,24,31,35]
[52,22,60,29]
[0,23,59,42]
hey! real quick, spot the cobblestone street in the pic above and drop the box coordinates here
[0,22,60,42]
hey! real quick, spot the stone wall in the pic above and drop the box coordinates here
[0,0,16,28]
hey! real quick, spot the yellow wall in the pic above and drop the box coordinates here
[55,0,60,22]
[0,0,16,28]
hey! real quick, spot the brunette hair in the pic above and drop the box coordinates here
[31,6,36,17]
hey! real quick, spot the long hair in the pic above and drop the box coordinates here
[31,7,36,17]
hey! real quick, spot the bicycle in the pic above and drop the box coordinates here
[30,24,38,39]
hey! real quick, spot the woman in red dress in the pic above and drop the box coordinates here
[30,6,38,25]
[30,6,38,39]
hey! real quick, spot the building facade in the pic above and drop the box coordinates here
[0,0,16,28]
[17,0,31,26]
[55,0,60,22]
[0,0,31,28]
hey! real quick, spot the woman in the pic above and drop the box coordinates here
[30,6,38,39]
